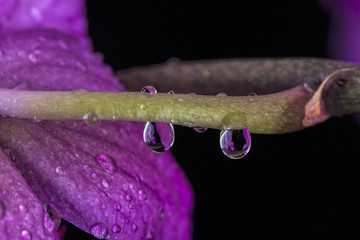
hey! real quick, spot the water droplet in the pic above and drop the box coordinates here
[125,194,132,202]
[145,230,154,239]
[102,179,110,188]
[168,90,175,94]
[112,224,121,234]
[91,173,98,179]
[0,200,5,219]
[220,129,251,159]
[90,223,109,239]
[131,223,138,232]
[72,88,88,95]
[129,203,134,209]
[28,54,37,63]
[21,230,32,240]
[43,204,61,234]
[248,92,257,97]
[113,202,121,211]
[141,86,157,94]
[216,93,228,97]
[83,112,100,126]
[96,154,116,174]
[143,122,175,153]
[19,204,28,213]
[55,166,65,176]
[193,127,208,133]
[138,190,147,201]
[83,165,91,171]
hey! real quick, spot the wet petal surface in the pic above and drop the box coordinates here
[0,149,56,240]
[0,29,193,239]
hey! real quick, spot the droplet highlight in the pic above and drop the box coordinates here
[138,190,148,201]
[83,112,100,126]
[21,230,32,240]
[96,154,116,174]
[19,204,28,213]
[193,126,208,133]
[90,223,109,239]
[113,202,121,211]
[131,223,138,232]
[219,129,251,159]
[55,166,65,176]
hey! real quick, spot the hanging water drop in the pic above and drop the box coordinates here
[55,166,65,176]
[90,223,109,239]
[101,179,110,188]
[193,126,208,133]
[83,112,100,126]
[96,154,116,174]
[219,129,251,159]
[143,122,175,153]
[141,85,174,152]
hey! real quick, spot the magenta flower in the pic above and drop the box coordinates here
[0,1,193,239]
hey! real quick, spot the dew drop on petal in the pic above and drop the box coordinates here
[193,127,208,133]
[83,165,91,171]
[72,88,88,95]
[131,223,138,232]
[21,230,32,240]
[112,224,121,234]
[55,166,65,176]
[219,129,251,159]
[129,203,134,209]
[248,92,257,97]
[138,190,147,201]
[83,112,100,126]
[143,122,175,153]
[19,204,28,213]
[90,223,109,239]
[0,200,5,219]
[145,230,154,239]
[113,202,121,211]
[96,154,116,174]
[141,86,157,94]
[125,194,132,202]
[101,179,110,188]
[91,173,97,179]
[168,90,175,94]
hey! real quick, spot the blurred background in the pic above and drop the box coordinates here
[64,0,360,239]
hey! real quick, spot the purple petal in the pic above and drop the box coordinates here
[0,29,194,239]
[0,149,58,240]
[0,0,87,37]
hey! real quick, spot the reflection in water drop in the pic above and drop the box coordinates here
[143,122,175,153]
[83,112,100,126]
[220,129,251,159]
[131,223,138,232]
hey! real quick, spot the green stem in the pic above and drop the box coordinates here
[0,86,311,134]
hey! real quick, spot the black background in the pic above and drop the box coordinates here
[63,1,360,239]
